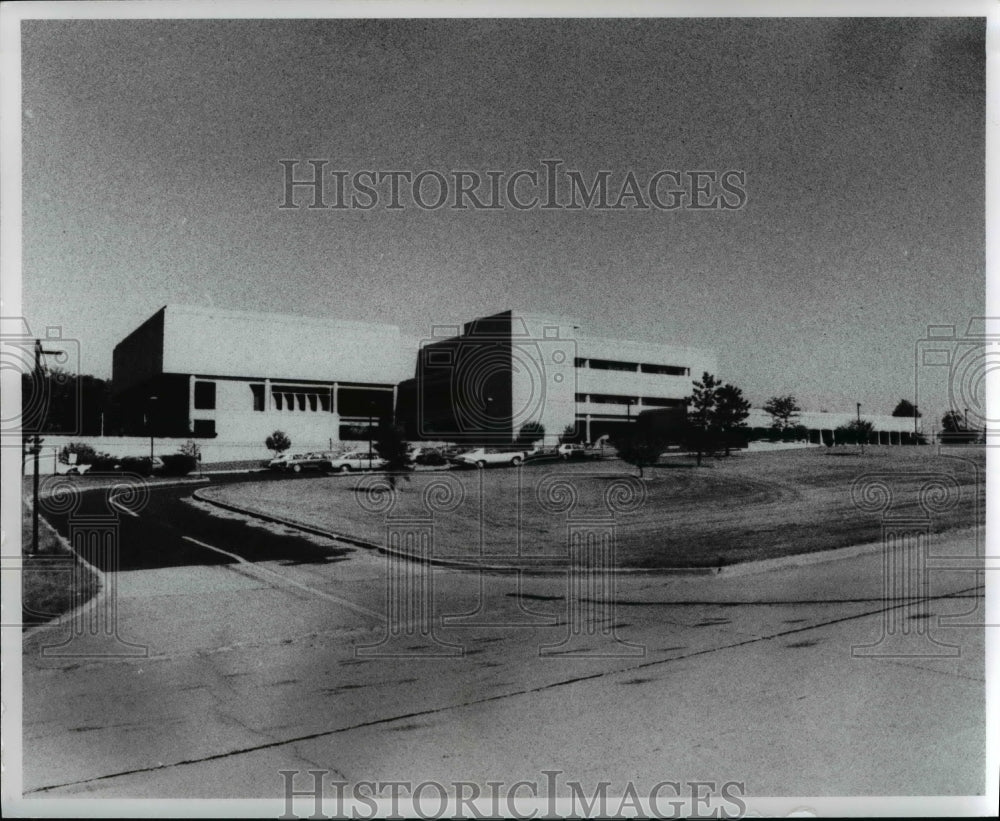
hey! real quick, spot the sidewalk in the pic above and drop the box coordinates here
[18,524,986,799]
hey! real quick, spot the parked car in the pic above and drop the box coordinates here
[279,452,331,473]
[557,442,603,460]
[323,451,388,472]
[450,447,528,469]
[55,460,92,476]
[410,447,448,466]
[267,453,290,470]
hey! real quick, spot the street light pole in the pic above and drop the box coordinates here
[31,339,61,555]
[149,395,159,462]
[856,402,864,453]
[368,402,374,470]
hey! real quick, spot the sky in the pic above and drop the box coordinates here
[18,16,985,422]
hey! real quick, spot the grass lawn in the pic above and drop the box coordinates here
[200,446,984,568]
[21,509,101,627]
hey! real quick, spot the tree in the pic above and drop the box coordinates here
[685,372,721,466]
[939,410,978,444]
[616,432,665,478]
[835,419,875,447]
[941,411,966,432]
[714,384,751,456]
[374,421,410,489]
[892,399,921,418]
[515,421,546,449]
[265,430,291,456]
[179,440,202,460]
[683,372,751,464]
[22,369,113,435]
[558,424,578,444]
[762,395,801,431]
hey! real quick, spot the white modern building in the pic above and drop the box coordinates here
[396,310,715,444]
[112,306,716,452]
[744,408,921,444]
[112,305,417,455]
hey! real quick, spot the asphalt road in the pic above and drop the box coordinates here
[37,472,357,570]
[18,472,989,807]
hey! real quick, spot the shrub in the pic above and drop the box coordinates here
[159,454,197,476]
[118,456,154,476]
[59,442,98,465]
[515,421,546,448]
[179,440,202,460]
[265,430,291,455]
[89,453,119,471]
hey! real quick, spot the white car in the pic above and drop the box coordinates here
[451,447,527,468]
[323,451,388,472]
[273,452,330,473]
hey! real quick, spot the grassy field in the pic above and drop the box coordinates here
[201,447,985,568]
[21,510,101,627]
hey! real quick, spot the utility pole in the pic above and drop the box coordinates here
[856,402,864,454]
[31,339,62,555]
[368,402,374,469]
[148,395,159,462]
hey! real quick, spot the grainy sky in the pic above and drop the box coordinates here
[21,17,985,419]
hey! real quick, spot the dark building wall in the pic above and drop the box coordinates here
[636,406,689,444]
[401,311,515,443]
[115,373,191,437]
[112,307,165,395]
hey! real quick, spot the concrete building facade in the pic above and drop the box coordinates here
[113,306,717,454]
[112,305,416,457]
[396,310,716,444]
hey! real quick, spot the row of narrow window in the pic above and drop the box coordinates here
[576,393,684,407]
[574,358,689,376]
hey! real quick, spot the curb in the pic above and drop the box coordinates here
[191,487,952,578]
[20,510,109,643]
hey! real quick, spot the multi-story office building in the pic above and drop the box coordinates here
[396,310,715,444]
[112,306,715,450]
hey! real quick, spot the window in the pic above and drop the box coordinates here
[270,385,334,412]
[194,381,216,410]
[588,394,637,405]
[640,363,689,376]
[192,419,216,437]
[587,358,638,372]
[250,384,265,411]
[641,397,684,407]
